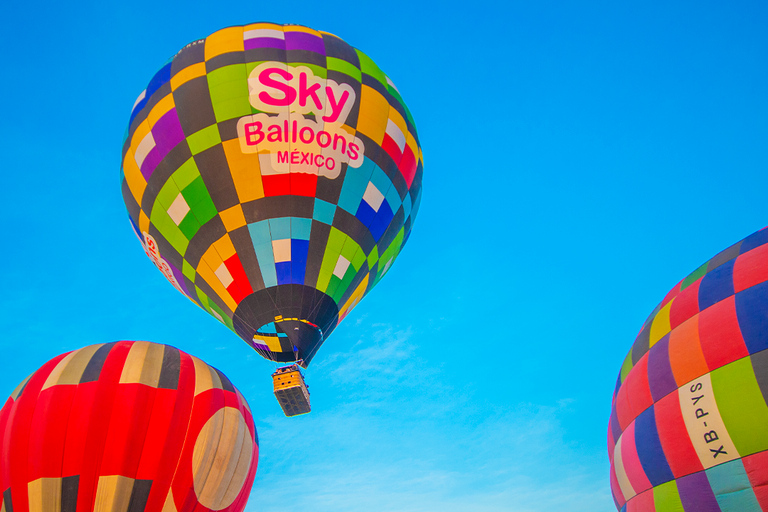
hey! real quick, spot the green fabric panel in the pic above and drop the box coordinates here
[196,286,209,309]
[154,179,182,210]
[340,237,361,263]
[206,63,247,88]
[620,352,634,383]
[315,269,333,294]
[187,125,221,155]
[653,480,685,511]
[171,157,201,189]
[182,177,218,225]
[209,300,234,329]
[327,57,362,82]
[681,263,708,290]
[332,265,357,303]
[326,275,340,298]
[182,259,196,281]
[207,64,250,122]
[177,214,201,240]
[150,207,189,255]
[355,50,387,87]
[711,357,768,456]
[299,63,326,79]
[212,95,251,123]
[351,247,366,271]
[367,246,379,268]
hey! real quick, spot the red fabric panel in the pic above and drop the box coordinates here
[624,353,654,423]
[289,173,317,197]
[262,174,290,197]
[399,144,417,188]
[225,254,254,303]
[698,296,748,371]
[381,134,403,165]
[743,450,768,509]
[27,386,76,480]
[655,390,703,478]
[734,244,768,293]
[669,277,702,329]
[99,383,156,477]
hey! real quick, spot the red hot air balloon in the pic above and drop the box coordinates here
[0,341,258,512]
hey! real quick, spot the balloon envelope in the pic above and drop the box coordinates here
[121,23,423,366]
[608,227,768,511]
[0,341,258,512]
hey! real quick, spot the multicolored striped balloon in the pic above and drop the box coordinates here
[121,23,423,366]
[608,227,768,511]
[0,341,258,512]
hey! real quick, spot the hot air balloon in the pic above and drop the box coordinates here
[120,23,423,414]
[0,341,258,512]
[608,227,768,511]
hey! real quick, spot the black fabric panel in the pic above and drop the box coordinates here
[332,208,375,254]
[322,34,358,64]
[214,368,235,392]
[61,475,79,512]
[377,208,405,255]
[230,226,265,291]
[218,118,241,143]
[304,221,331,287]
[244,47,287,64]
[751,349,768,407]
[707,241,743,272]
[158,345,181,390]
[172,40,206,75]
[631,323,652,365]
[285,49,326,67]
[194,144,239,212]
[3,487,11,512]
[173,77,216,135]
[122,180,141,222]
[80,342,117,383]
[206,52,246,73]
[127,479,153,512]
[146,223,183,270]
[241,196,314,224]
[142,141,192,217]
[185,215,227,268]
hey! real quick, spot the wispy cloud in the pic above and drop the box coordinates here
[247,325,613,512]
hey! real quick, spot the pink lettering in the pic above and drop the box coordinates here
[323,88,350,123]
[299,72,323,110]
[258,68,296,106]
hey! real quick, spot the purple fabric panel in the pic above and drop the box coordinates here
[168,260,192,299]
[284,31,325,54]
[244,37,285,51]
[678,470,720,511]
[648,333,678,402]
[140,147,162,180]
[152,109,185,159]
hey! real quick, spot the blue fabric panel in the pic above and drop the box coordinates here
[736,280,768,354]
[355,201,377,228]
[248,220,271,243]
[268,217,291,240]
[337,157,376,214]
[401,190,412,220]
[610,406,622,448]
[275,261,292,285]
[634,406,674,486]
[291,217,312,241]
[699,259,735,311]
[740,228,768,253]
[369,201,394,241]
[384,182,401,214]
[706,459,761,512]
[369,165,392,197]
[313,198,336,225]
[291,239,309,284]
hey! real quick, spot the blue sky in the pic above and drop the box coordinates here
[2,1,768,510]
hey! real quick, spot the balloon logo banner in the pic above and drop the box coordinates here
[121,23,423,366]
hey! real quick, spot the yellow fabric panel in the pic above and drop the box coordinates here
[192,407,253,510]
[123,152,147,206]
[171,62,206,91]
[649,298,674,347]
[139,210,151,237]
[244,22,283,32]
[339,273,369,320]
[191,355,214,396]
[253,334,283,352]
[405,131,419,162]
[222,139,264,203]
[196,254,237,312]
[219,204,247,232]
[93,475,135,512]
[204,26,245,60]
[42,344,103,389]
[161,490,178,512]
[147,94,176,128]
[28,477,62,512]
[212,234,237,262]
[356,85,389,144]
[119,341,164,387]
[387,107,407,139]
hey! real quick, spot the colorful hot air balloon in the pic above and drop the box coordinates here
[0,341,258,512]
[120,23,423,369]
[608,227,768,511]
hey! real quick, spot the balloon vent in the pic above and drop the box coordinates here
[272,364,311,417]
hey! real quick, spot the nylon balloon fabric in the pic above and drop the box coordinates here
[0,341,258,512]
[121,23,423,366]
[608,227,768,511]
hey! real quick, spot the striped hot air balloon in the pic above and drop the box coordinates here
[608,227,768,511]
[0,341,258,512]
[120,23,423,368]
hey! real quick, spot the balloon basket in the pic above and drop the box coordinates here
[272,364,311,417]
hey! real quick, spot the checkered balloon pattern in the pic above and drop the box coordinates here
[0,341,258,512]
[121,24,423,366]
[609,227,768,511]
